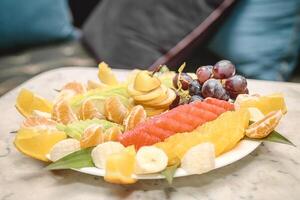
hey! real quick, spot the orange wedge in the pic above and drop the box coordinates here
[52,100,77,124]
[78,99,104,120]
[80,124,104,148]
[104,96,128,124]
[124,105,147,131]
[15,117,66,161]
[16,88,53,118]
[245,110,283,139]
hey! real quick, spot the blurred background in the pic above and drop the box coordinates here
[0,0,299,96]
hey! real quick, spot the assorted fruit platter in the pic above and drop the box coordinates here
[13,61,293,184]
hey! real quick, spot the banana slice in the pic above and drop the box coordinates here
[181,143,215,175]
[135,146,168,174]
[49,139,81,162]
[91,142,125,169]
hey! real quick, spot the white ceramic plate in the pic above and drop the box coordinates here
[73,139,260,179]
[42,68,261,179]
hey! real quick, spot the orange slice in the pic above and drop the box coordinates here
[104,126,122,141]
[78,99,104,120]
[16,88,53,118]
[80,124,104,148]
[62,82,86,94]
[104,96,128,124]
[245,110,283,139]
[124,105,147,131]
[21,116,57,129]
[52,100,77,124]
[14,117,66,162]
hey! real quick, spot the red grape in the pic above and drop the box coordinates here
[213,60,236,79]
[169,91,180,109]
[196,65,213,84]
[201,79,229,100]
[188,79,202,95]
[224,75,247,93]
[173,73,193,90]
[189,95,204,103]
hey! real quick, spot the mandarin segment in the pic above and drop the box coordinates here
[78,99,104,120]
[124,105,147,131]
[52,100,77,125]
[245,110,283,139]
[104,96,129,124]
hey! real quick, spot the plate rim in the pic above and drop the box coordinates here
[73,139,261,179]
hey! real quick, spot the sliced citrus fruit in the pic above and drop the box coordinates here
[104,96,128,124]
[124,105,147,131]
[80,124,104,148]
[78,99,104,120]
[21,116,57,129]
[235,93,287,115]
[52,100,77,124]
[54,82,86,103]
[98,62,119,85]
[62,82,86,94]
[16,88,53,117]
[104,145,137,184]
[14,128,66,162]
[104,126,122,141]
[245,110,282,139]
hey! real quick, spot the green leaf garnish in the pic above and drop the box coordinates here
[57,119,123,140]
[46,148,94,170]
[246,130,296,147]
[161,161,180,185]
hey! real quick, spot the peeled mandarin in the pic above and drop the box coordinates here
[52,100,77,125]
[246,110,282,139]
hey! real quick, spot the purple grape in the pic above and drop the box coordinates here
[228,87,249,99]
[189,95,204,103]
[196,65,213,84]
[173,73,193,90]
[169,91,180,109]
[213,60,236,79]
[224,75,247,94]
[188,79,202,96]
[201,79,229,100]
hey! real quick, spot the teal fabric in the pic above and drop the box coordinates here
[209,0,300,81]
[0,0,75,50]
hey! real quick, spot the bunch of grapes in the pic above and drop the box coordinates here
[171,60,248,106]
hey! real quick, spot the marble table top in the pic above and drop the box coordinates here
[1,67,300,200]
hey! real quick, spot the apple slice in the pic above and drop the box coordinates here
[150,88,176,108]
[134,71,161,92]
[133,85,167,102]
